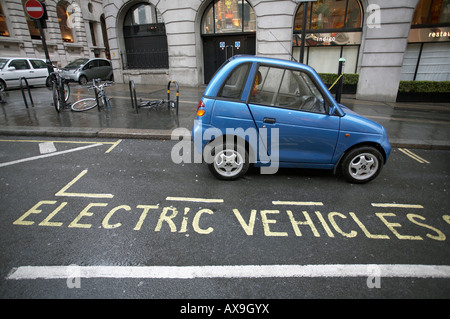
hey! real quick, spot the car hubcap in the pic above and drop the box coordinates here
[214,149,243,177]
[348,153,379,180]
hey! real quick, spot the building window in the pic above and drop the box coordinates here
[402,0,450,81]
[201,0,256,34]
[0,2,9,37]
[57,2,75,43]
[123,2,168,69]
[412,0,450,26]
[293,0,363,74]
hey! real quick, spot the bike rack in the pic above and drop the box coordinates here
[20,77,34,108]
[167,80,179,116]
[129,80,179,115]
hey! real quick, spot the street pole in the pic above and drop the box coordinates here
[35,18,54,74]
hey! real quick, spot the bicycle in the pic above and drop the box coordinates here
[50,71,70,113]
[71,79,113,112]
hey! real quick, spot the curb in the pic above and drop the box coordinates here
[1,126,449,150]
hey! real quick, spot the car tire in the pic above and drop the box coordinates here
[340,146,383,184]
[0,80,6,92]
[207,142,249,180]
[79,75,88,86]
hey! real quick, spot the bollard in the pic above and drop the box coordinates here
[335,58,346,104]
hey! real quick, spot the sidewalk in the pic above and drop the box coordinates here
[0,82,449,149]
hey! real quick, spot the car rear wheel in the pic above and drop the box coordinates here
[208,142,249,180]
[340,146,383,184]
[79,75,88,86]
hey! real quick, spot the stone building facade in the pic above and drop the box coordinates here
[0,0,449,102]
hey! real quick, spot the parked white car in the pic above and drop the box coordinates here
[0,57,52,91]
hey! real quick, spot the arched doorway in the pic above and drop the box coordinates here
[201,0,256,83]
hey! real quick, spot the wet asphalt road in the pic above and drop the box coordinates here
[0,136,449,301]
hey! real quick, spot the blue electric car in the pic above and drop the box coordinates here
[193,55,391,183]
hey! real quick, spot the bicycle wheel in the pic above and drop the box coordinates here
[63,82,70,102]
[71,98,97,112]
[52,82,61,113]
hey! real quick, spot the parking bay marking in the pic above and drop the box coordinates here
[398,148,430,164]
[166,197,224,203]
[6,264,450,280]
[371,203,424,209]
[55,169,114,199]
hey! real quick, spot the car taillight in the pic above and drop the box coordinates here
[197,100,205,117]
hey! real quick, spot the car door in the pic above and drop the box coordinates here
[5,59,34,87]
[247,64,340,164]
[29,59,50,86]
[84,60,98,81]
[97,59,111,80]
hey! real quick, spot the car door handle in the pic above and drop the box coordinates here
[263,117,276,124]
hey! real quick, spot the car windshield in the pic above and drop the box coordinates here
[65,58,89,68]
[0,58,9,69]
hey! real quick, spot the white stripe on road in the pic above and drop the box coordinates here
[7,264,450,280]
[0,144,102,168]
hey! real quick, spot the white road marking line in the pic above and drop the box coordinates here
[0,144,102,168]
[0,138,121,154]
[166,197,224,203]
[371,203,424,209]
[6,264,450,280]
[272,201,324,206]
[398,148,430,164]
[38,142,57,154]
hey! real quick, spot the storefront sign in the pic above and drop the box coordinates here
[293,32,361,47]
[409,27,450,43]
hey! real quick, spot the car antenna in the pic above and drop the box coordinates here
[269,30,298,63]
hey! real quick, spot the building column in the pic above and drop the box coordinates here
[252,0,296,61]
[356,0,419,102]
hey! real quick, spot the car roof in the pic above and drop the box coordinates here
[0,57,45,60]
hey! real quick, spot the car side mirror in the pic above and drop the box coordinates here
[7,66,16,71]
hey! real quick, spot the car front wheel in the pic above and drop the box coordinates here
[207,142,249,180]
[340,146,383,184]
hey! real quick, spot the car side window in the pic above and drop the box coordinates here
[99,60,110,67]
[249,65,326,114]
[218,63,250,100]
[9,59,30,70]
[85,60,98,69]
[30,59,47,69]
